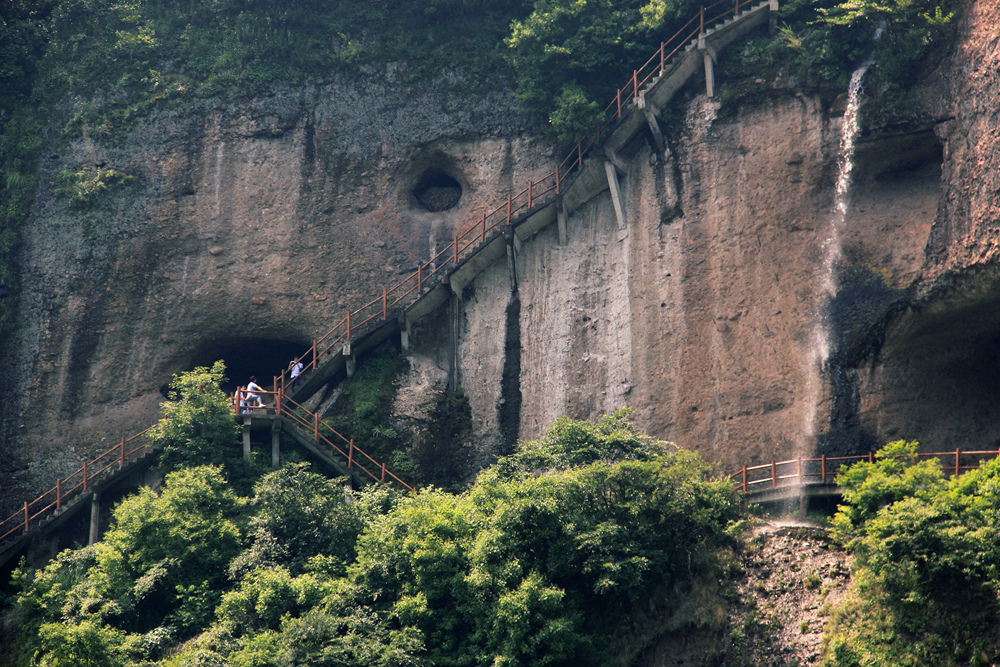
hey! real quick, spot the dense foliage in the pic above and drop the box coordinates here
[8,411,744,667]
[150,361,242,473]
[823,441,1000,667]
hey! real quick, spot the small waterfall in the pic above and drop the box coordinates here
[798,33,881,459]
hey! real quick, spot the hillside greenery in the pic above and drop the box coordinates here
[6,387,745,667]
[823,440,1000,667]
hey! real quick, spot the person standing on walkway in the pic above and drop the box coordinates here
[289,359,303,391]
[246,376,264,409]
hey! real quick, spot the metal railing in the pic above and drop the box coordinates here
[0,426,156,544]
[233,388,415,493]
[730,448,1000,494]
[271,0,769,397]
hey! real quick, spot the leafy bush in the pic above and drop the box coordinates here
[505,0,699,142]
[11,414,744,667]
[150,361,240,472]
[12,466,245,664]
[823,442,1000,666]
[52,167,136,210]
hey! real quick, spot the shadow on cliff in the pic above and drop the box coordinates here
[817,266,912,456]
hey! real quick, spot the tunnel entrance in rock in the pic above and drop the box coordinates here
[179,338,311,394]
[872,296,1000,453]
[413,168,462,212]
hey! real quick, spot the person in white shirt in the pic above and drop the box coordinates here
[246,376,264,408]
[289,360,303,390]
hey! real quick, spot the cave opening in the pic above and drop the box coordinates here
[163,338,311,397]
[871,295,1000,453]
[413,168,462,212]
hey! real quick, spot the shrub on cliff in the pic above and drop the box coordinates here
[150,361,240,472]
[823,441,1000,666]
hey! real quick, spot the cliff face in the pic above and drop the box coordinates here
[453,91,940,471]
[4,0,998,502]
[1,72,553,502]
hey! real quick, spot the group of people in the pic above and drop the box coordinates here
[238,359,305,414]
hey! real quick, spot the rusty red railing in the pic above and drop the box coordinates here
[0,426,156,544]
[233,388,415,493]
[729,448,1000,494]
[273,0,764,396]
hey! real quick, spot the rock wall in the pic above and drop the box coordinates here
[456,91,939,472]
[0,72,554,507]
[5,0,999,506]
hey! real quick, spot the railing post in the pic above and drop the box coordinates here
[528,180,533,208]
[821,455,826,483]
[742,466,747,493]
[382,288,387,320]
[700,6,705,33]
[481,213,486,243]
[348,440,354,469]
[57,478,62,510]
[955,448,960,477]
[346,310,351,341]
[314,413,319,440]
[417,263,423,293]
[276,388,282,417]
[381,462,387,483]
[797,457,802,485]
[868,451,874,464]
[23,501,28,533]
[555,165,561,195]
[660,42,665,73]
[83,461,88,491]
[633,70,638,100]
[311,341,318,370]
[507,193,512,225]
[577,142,583,170]
[771,460,776,488]
[453,235,458,265]
[120,437,125,470]
[616,88,621,117]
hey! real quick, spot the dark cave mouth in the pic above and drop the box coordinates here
[161,338,311,397]
[859,290,1000,454]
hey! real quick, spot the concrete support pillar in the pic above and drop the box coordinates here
[271,419,282,470]
[698,37,717,98]
[504,227,518,291]
[604,160,627,231]
[88,493,100,546]
[556,196,568,246]
[639,99,666,153]
[343,342,355,377]
[399,314,410,352]
[242,415,252,460]
[449,291,461,391]
[703,52,715,98]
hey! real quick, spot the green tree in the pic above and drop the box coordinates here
[824,444,1000,667]
[506,0,697,142]
[230,463,376,577]
[150,361,240,470]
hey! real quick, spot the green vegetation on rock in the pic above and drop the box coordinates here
[823,440,1000,667]
[8,410,744,667]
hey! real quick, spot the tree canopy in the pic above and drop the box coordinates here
[10,412,744,667]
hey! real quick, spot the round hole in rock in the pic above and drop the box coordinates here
[413,168,462,212]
